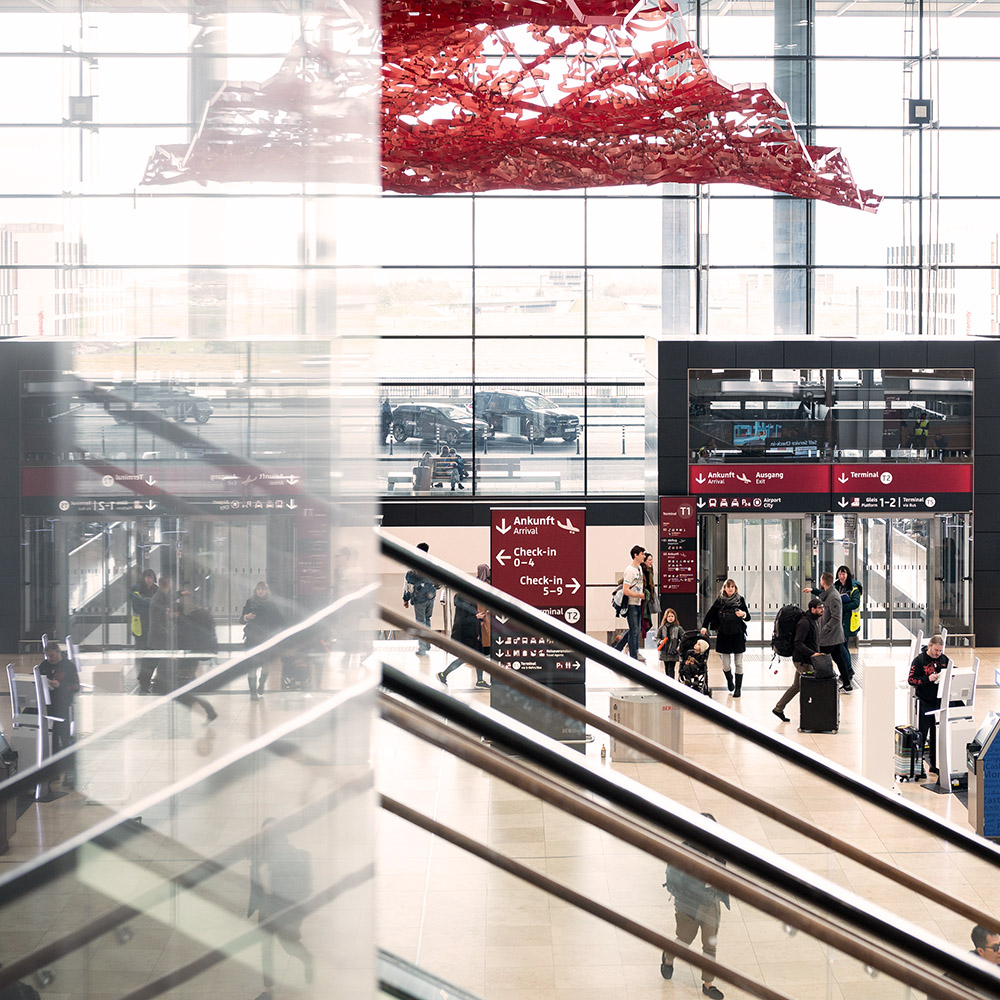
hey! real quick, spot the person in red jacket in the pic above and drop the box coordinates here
[908,634,949,776]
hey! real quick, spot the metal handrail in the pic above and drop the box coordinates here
[381,667,1000,999]
[380,531,1000,867]
[0,583,376,806]
[379,604,997,931]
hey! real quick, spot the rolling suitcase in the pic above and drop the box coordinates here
[894,724,925,781]
[798,674,839,733]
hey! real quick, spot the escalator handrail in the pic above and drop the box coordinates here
[0,584,376,812]
[379,603,997,931]
[381,665,1000,999]
[380,531,1000,867]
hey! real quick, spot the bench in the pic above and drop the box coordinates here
[476,469,561,489]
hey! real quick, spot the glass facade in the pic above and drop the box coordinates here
[374,0,1000,497]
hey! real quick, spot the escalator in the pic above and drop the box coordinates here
[0,538,998,1000]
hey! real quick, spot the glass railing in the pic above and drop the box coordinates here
[0,611,378,998]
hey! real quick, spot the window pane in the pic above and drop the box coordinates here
[588,271,674,339]
[377,269,471,336]
[586,199,671,267]
[473,269,584,337]
[815,199,903,266]
[706,199,778,266]
[381,197,473,266]
[473,199,584,266]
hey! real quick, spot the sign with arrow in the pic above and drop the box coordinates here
[832,463,972,512]
[490,508,587,745]
[689,463,831,513]
[659,497,697,595]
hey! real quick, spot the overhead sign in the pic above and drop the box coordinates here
[659,497,696,595]
[832,463,973,513]
[490,508,586,745]
[689,464,831,513]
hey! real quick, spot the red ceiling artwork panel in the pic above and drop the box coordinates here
[142,0,880,212]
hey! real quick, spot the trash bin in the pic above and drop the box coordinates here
[412,464,431,491]
[609,690,683,762]
[967,711,1000,840]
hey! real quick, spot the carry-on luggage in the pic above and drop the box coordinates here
[894,724,926,781]
[281,654,313,691]
[798,674,839,733]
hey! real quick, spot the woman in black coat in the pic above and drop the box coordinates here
[437,590,489,689]
[700,578,751,697]
[241,581,286,700]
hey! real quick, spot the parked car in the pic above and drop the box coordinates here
[390,402,489,446]
[103,382,214,424]
[473,390,580,443]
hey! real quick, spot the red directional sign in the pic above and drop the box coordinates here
[490,508,587,743]
[491,509,586,617]
[690,464,831,513]
[832,463,972,512]
[659,496,697,595]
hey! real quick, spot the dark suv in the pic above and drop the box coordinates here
[103,382,214,424]
[391,402,489,446]
[473,390,580,443]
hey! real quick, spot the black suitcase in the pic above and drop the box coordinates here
[894,725,926,781]
[799,674,839,733]
[281,654,313,691]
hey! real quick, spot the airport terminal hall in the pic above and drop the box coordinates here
[3,1,1000,999]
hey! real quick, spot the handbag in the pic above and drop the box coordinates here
[809,652,835,678]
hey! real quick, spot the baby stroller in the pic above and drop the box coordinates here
[676,630,712,697]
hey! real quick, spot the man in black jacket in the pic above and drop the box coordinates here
[39,641,80,788]
[772,599,824,723]
[908,634,949,776]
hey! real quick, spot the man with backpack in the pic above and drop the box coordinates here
[772,598,824,723]
[621,544,646,659]
[403,542,438,657]
[804,572,854,691]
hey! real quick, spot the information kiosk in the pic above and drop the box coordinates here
[968,712,1000,840]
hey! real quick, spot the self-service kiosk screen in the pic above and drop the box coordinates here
[971,712,1000,750]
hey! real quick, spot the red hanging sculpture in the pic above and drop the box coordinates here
[142,0,880,212]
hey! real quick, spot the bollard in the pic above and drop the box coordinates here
[576,436,580,455]
[388,436,393,456]
[621,425,626,455]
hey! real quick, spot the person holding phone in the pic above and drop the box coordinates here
[908,634,949,777]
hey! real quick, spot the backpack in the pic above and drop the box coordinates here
[772,604,805,657]
[611,586,627,617]
[411,576,437,603]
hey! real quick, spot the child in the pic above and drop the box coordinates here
[657,608,683,678]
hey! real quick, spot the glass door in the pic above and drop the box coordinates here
[705,517,805,643]
[929,513,973,641]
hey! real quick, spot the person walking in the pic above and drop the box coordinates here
[132,569,158,693]
[622,545,645,659]
[641,552,660,641]
[403,542,438,657]
[804,572,853,690]
[657,608,684,679]
[38,641,80,788]
[475,563,492,680]
[660,812,730,999]
[241,581,286,700]
[175,591,219,724]
[908,633,949,778]
[146,574,179,695]
[437,571,490,688]
[835,566,863,674]
[772,599,824,723]
[700,580,751,697]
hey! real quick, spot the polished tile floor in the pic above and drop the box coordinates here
[2,642,998,1000]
